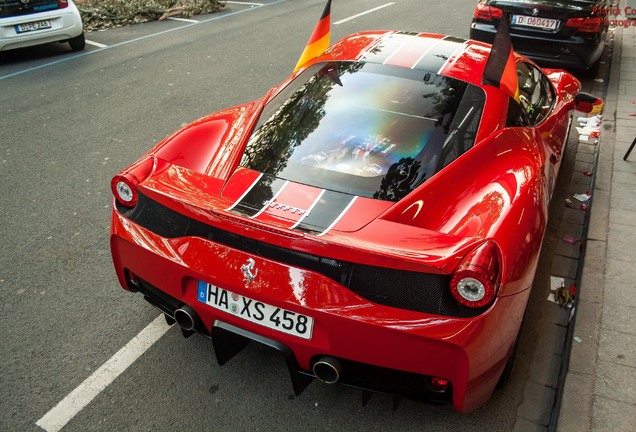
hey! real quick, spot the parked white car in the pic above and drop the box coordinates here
[0,0,84,52]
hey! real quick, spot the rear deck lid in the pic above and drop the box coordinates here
[222,168,392,235]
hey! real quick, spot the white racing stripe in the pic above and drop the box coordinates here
[250,180,289,219]
[225,172,263,211]
[35,315,171,432]
[290,189,325,229]
[436,41,468,75]
[334,2,395,25]
[317,196,358,237]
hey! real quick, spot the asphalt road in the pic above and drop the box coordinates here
[0,1,601,431]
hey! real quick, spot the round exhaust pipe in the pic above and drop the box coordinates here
[313,356,343,384]
[174,305,197,332]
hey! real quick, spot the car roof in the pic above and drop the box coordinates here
[316,30,518,88]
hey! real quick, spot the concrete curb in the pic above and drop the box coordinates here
[557,17,636,432]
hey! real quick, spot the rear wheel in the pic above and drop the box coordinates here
[496,333,520,389]
[69,32,85,51]
[579,58,601,79]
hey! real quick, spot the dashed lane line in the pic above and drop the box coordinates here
[333,2,395,25]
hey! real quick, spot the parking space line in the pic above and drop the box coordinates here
[85,39,108,48]
[0,0,286,81]
[226,1,264,5]
[167,16,200,23]
[35,315,171,432]
[334,2,395,25]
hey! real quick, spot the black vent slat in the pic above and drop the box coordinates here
[116,193,484,318]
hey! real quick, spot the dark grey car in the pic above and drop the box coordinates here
[469,0,610,77]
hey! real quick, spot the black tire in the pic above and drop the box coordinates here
[69,32,85,51]
[496,333,520,389]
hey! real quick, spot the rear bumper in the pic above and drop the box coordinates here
[110,207,529,413]
[136,276,457,404]
[470,22,606,70]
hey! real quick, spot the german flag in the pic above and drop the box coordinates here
[482,13,520,102]
[294,0,332,72]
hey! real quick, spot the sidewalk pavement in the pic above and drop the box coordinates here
[557,18,636,432]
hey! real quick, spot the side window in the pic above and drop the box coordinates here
[506,62,555,127]
[437,85,485,169]
[506,96,527,127]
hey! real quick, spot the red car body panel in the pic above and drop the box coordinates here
[110,30,583,412]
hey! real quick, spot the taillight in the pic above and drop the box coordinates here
[473,3,503,21]
[431,377,450,391]
[580,17,603,32]
[58,0,69,8]
[566,17,603,33]
[450,241,501,308]
[424,376,451,394]
[111,157,154,208]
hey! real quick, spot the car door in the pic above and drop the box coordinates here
[507,62,567,203]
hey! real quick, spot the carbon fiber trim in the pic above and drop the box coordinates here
[116,192,487,318]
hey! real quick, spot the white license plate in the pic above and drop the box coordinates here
[197,281,314,340]
[15,20,52,34]
[511,15,559,30]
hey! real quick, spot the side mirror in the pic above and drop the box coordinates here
[574,92,604,114]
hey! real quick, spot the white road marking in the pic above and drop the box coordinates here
[334,2,395,25]
[35,315,171,432]
[226,1,264,5]
[167,16,200,23]
[85,39,108,48]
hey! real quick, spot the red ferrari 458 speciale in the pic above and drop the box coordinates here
[110,27,602,412]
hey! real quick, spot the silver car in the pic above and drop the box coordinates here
[0,0,84,51]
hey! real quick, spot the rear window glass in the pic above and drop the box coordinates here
[1,0,60,17]
[241,61,485,202]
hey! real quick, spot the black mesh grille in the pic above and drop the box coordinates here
[349,265,474,317]
[116,192,485,318]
